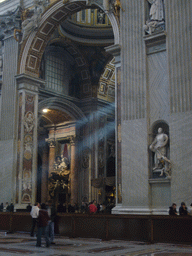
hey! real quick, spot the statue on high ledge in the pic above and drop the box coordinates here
[148,0,164,21]
[144,0,165,34]
[20,0,49,44]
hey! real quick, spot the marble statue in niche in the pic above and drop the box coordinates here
[144,0,165,35]
[149,127,171,178]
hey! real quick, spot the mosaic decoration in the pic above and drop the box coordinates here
[98,58,115,102]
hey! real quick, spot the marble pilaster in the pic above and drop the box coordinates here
[41,144,49,203]
[70,136,78,205]
[47,138,56,176]
[15,74,44,209]
[105,44,122,206]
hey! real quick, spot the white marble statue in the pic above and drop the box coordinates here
[149,127,171,177]
[148,0,164,21]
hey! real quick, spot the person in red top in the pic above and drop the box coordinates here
[36,203,50,247]
[89,200,97,214]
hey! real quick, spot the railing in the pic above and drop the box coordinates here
[0,212,192,244]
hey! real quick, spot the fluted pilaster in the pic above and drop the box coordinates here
[121,0,146,120]
[165,0,192,113]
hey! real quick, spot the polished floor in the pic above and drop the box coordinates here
[0,232,192,256]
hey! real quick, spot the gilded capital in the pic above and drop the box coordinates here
[46,138,56,148]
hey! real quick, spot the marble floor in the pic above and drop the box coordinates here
[0,232,192,256]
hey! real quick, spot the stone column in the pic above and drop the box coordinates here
[41,144,49,203]
[105,44,122,208]
[15,74,45,209]
[70,136,78,205]
[47,139,56,176]
[0,14,20,204]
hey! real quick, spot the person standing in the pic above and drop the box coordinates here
[36,203,50,247]
[89,200,97,214]
[30,202,40,237]
[0,203,3,212]
[46,201,57,245]
[26,203,32,212]
[179,202,188,216]
[188,203,192,216]
[169,203,177,216]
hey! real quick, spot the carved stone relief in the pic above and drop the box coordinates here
[24,111,35,133]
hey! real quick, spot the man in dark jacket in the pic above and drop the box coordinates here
[179,202,188,216]
[169,203,177,215]
[36,203,50,247]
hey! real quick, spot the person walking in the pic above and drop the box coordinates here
[30,202,40,237]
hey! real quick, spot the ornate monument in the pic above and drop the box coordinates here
[48,155,70,208]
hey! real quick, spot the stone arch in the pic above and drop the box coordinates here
[19,0,119,79]
[38,97,87,122]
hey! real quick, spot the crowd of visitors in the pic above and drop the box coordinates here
[169,202,192,216]
[56,198,115,214]
[0,202,14,212]
[29,201,56,247]
[26,198,115,248]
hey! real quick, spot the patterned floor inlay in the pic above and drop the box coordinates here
[0,238,33,244]
[117,248,165,256]
[51,255,78,256]
[116,249,192,256]
[47,243,88,250]
[83,246,130,253]
[170,244,192,248]
[156,254,192,256]
[0,247,43,254]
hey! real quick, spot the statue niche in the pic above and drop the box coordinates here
[149,124,171,179]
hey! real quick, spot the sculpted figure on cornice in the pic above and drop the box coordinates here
[144,0,165,35]
[0,0,49,42]
[103,0,124,17]
[20,0,50,43]
[0,6,22,39]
